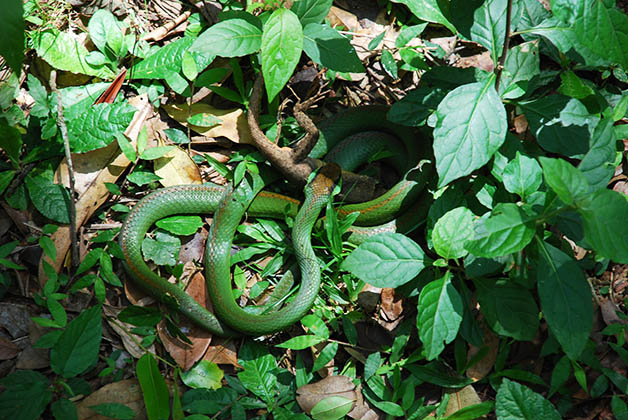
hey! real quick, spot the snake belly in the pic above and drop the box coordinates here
[119,106,433,336]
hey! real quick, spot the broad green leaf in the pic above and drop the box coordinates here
[25,174,72,224]
[302,24,364,73]
[141,145,176,160]
[137,353,170,420]
[396,23,428,47]
[417,272,463,360]
[495,378,561,420]
[364,352,381,381]
[311,396,353,420]
[380,49,398,79]
[67,102,137,153]
[579,189,628,263]
[502,152,542,198]
[261,8,303,102]
[181,361,223,390]
[0,370,51,420]
[142,230,180,266]
[612,395,628,420]
[187,112,222,127]
[465,203,536,258]
[115,132,137,162]
[32,28,114,78]
[499,41,540,99]
[579,117,616,191]
[50,305,102,378]
[558,70,594,99]
[127,170,161,186]
[432,207,474,260]
[311,342,338,372]
[537,241,592,360]
[368,400,404,416]
[302,314,330,338]
[118,305,162,327]
[433,79,507,187]
[390,0,455,33]
[292,0,332,26]
[518,95,596,157]
[276,335,326,350]
[155,215,203,236]
[191,13,262,58]
[0,0,24,74]
[388,87,446,127]
[238,342,277,407]
[132,37,194,79]
[51,398,78,420]
[89,403,134,420]
[549,356,571,397]
[88,9,119,53]
[550,0,628,69]
[341,233,428,288]
[475,278,539,341]
[405,362,473,388]
[539,157,589,206]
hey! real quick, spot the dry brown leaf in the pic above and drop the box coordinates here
[162,103,253,144]
[442,385,483,417]
[39,95,153,285]
[0,336,20,360]
[103,305,155,359]
[153,142,203,187]
[15,344,49,369]
[76,379,147,420]
[158,272,212,370]
[296,375,358,413]
[203,337,240,367]
[0,302,32,338]
[466,325,499,381]
[358,283,381,313]
[380,288,403,322]
[457,51,494,72]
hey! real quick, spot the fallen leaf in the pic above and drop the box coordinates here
[203,337,240,367]
[162,103,253,144]
[153,142,203,187]
[442,385,483,417]
[466,324,499,381]
[358,283,381,313]
[297,375,358,413]
[0,336,20,360]
[76,379,147,420]
[380,288,403,322]
[158,272,212,370]
[103,305,155,359]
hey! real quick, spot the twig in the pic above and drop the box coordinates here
[495,0,513,91]
[49,70,79,269]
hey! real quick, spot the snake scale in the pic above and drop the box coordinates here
[119,106,433,336]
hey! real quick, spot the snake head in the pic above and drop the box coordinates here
[310,163,342,196]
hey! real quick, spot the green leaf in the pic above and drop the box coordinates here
[388,87,447,127]
[364,352,381,381]
[405,361,473,388]
[115,132,137,162]
[465,0,520,64]
[127,170,161,186]
[417,272,463,360]
[88,9,119,53]
[579,117,616,191]
[465,203,536,258]
[181,361,224,390]
[499,40,540,99]
[495,378,561,420]
[537,241,592,360]
[25,174,72,224]
[302,314,330,338]
[579,189,628,263]
[39,235,57,260]
[142,230,180,266]
[32,28,114,78]
[140,146,176,160]
[311,396,353,420]
[118,305,162,327]
[154,215,203,236]
[502,152,542,198]
[303,24,364,73]
[558,70,594,99]
[0,370,51,420]
[67,102,137,153]
[276,335,326,350]
[341,233,428,288]
[261,8,303,102]
[312,342,338,372]
[518,94,595,157]
[390,0,455,33]
[432,207,474,260]
[380,49,398,79]
[89,403,135,420]
[292,0,332,26]
[50,305,102,378]
[612,395,628,420]
[434,79,507,187]
[136,353,170,420]
[191,13,262,58]
[187,112,222,127]
[396,23,428,47]
[0,0,24,74]
[549,356,571,397]
[132,37,195,79]
[51,398,78,420]
[539,157,589,206]
[237,342,277,408]
[475,278,539,341]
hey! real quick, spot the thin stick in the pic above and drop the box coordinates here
[50,70,79,269]
[495,0,513,91]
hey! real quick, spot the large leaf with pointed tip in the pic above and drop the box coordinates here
[537,241,592,360]
[190,13,262,58]
[496,378,561,420]
[0,0,24,74]
[417,272,463,360]
[434,79,507,187]
[390,0,455,33]
[578,117,616,191]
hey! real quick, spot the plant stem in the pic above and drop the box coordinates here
[495,0,514,91]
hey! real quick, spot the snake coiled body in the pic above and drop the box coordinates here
[119,106,433,336]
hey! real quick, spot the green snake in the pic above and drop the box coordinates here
[119,106,433,336]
